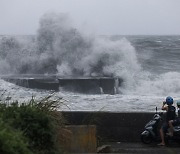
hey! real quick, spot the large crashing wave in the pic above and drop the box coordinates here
[0,12,141,80]
[37,13,141,78]
[1,12,180,97]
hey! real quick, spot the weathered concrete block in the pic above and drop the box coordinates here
[2,76,123,94]
[58,78,101,94]
[60,125,97,153]
[28,79,59,91]
[2,77,59,91]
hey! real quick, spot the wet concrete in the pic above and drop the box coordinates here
[1,75,123,94]
[62,111,180,153]
[1,75,59,91]
[105,142,180,154]
[62,111,154,142]
[58,77,122,94]
[58,78,101,94]
[61,125,97,153]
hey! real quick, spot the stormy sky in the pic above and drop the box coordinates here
[0,0,180,35]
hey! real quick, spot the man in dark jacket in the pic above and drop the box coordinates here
[158,96,176,146]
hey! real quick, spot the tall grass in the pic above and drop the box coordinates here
[0,92,67,154]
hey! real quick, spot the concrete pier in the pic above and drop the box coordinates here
[58,77,123,94]
[2,76,59,91]
[1,75,123,94]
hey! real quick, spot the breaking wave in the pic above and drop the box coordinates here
[1,12,180,97]
[0,12,141,87]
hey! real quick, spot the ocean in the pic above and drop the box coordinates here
[1,34,180,112]
[1,12,180,113]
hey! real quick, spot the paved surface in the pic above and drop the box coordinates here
[101,142,180,153]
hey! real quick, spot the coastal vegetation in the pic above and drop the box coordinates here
[0,94,66,154]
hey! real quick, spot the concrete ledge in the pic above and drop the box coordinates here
[62,111,155,142]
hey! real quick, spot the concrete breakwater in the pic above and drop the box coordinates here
[1,75,123,94]
[62,111,155,142]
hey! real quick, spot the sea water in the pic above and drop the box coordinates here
[0,13,180,112]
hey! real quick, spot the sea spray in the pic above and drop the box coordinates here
[2,13,179,98]
[1,33,180,111]
[132,72,180,96]
[0,12,142,89]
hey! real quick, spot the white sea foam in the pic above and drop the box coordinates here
[1,13,180,112]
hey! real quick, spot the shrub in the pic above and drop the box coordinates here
[0,94,66,154]
[0,119,32,154]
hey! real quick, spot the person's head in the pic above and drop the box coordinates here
[177,100,180,108]
[166,96,173,106]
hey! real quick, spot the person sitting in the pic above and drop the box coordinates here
[167,100,180,137]
[158,96,176,146]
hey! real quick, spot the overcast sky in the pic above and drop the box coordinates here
[0,0,180,35]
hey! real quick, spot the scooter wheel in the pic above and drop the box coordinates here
[141,131,153,144]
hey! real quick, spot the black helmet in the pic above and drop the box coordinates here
[166,96,173,105]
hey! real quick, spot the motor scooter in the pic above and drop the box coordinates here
[141,107,180,144]
[141,107,162,144]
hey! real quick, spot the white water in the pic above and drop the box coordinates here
[1,13,180,112]
[1,78,180,112]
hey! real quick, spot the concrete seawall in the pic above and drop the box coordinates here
[62,111,155,142]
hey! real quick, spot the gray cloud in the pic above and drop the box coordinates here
[0,0,180,35]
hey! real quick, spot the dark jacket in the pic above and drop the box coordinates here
[166,105,176,122]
